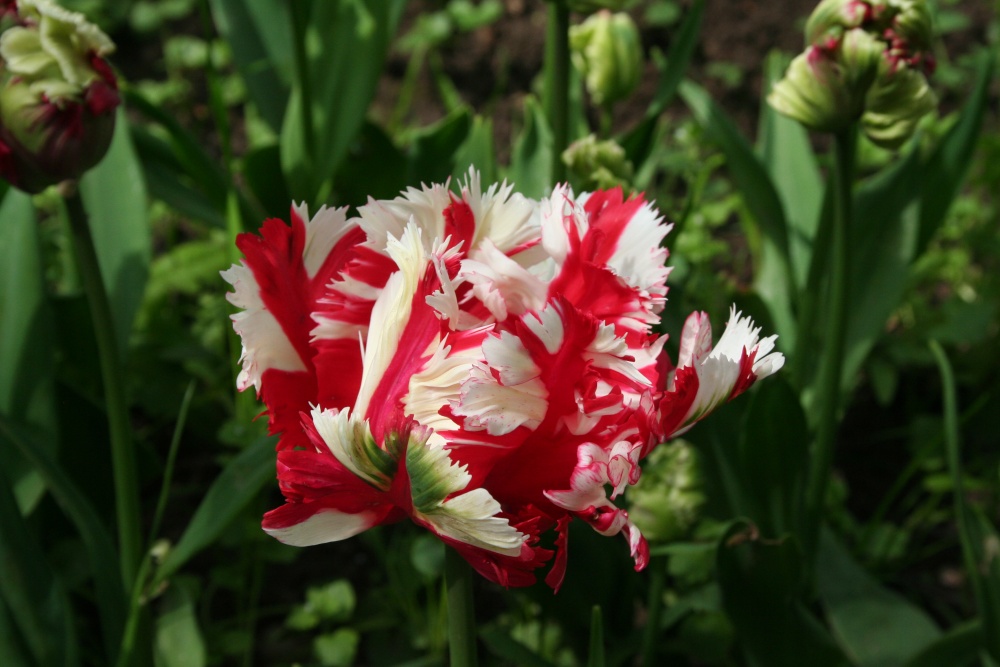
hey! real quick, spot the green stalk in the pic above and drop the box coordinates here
[639,556,666,665]
[445,547,477,667]
[290,0,317,173]
[544,0,570,184]
[803,126,856,560]
[64,188,142,590]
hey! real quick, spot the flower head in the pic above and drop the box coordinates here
[223,170,784,589]
[0,0,119,192]
[769,0,936,147]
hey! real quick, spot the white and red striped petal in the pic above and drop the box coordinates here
[659,307,786,440]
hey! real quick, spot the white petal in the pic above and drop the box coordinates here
[264,509,378,546]
[420,488,526,556]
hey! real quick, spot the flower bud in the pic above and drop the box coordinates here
[768,28,882,133]
[771,0,936,146]
[0,0,119,193]
[861,60,936,148]
[628,441,705,544]
[569,10,642,108]
[562,134,633,190]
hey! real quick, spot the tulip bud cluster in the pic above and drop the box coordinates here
[769,0,936,148]
[0,0,119,193]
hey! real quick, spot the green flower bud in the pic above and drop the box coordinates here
[767,28,882,133]
[628,441,705,544]
[562,134,633,190]
[569,10,642,108]
[771,0,936,147]
[0,0,119,193]
[862,61,936,149]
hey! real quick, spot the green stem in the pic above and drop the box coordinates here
[290,0,316,172]
[544,0,570,184]
[445,547,477,667]
[639,556,666,665]
[64,188,142,590]
[804,127,855,560]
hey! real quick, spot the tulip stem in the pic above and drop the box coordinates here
[545,0,570,184]
[804,126,855,560]
[64,187,142,591]
[445,547,478,667]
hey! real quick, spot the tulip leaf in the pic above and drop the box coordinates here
[480,627,559,667]
[80,110,151,354]
[918,51,994,252]
[209,0,292,133]
[817,530,940,666]
[405,107,474,186]
[0,416,125,663]
[153,436,276,586]
[280,0,406,202]
[758,51,823,292]
[717,521,849,667]
[507,96,554,199]
[620,0,704,170]
[0,467,79,667]
[843,145,923,390]
[154,578,207,667]
[0,188,55,513]
[452,115,497,185]
[903,620,982,667]
[332,121,408,206]
[736,377,808,537]
[680,80,796,340]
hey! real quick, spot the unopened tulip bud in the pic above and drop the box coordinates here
[562,134,633,190]
[767,28,881,133]
[0,0,119,193]
[861,61,936,148]
[628,441,705,544]
[569,10,642,108]
[772,0,936,146]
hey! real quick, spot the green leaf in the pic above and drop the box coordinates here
[153,436,276,585]
[480,627,559,667]
[452,115,497,185]
[757,51,823,342]
[717,521,849,667]
[587,605,605,667]
[314,628,359,667]
[0,417,125,663]
[507,96,553,199]
[405,107,474,186]
[242,144,291,218]
[620,0,704,169]
[903,620,981,667]
[154,578,206,667]
[0,595,36,667]
[737,377,808,537]
[918,51,995,252]
[0,188,54,513]
[818,531,940,666]
[680,79,795,337]
[843,144,923,389]
[332,121,408,205]
[0,467,78,667]
[209,0,292,132]
[80,110,151,354]
[281,0,406,202]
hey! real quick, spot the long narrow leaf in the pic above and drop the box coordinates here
[620,0,705,169]
[0,188,55,513]
[0,416,125,663]
[153,436,276,585]
[506,96,554,199]
[918,51,995,251]
[80,111,151,354]
[817,530,940,666]
[0,467,78,667]
[931,341,1000,661]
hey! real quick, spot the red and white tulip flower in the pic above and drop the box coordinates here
[222,171,784,590]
